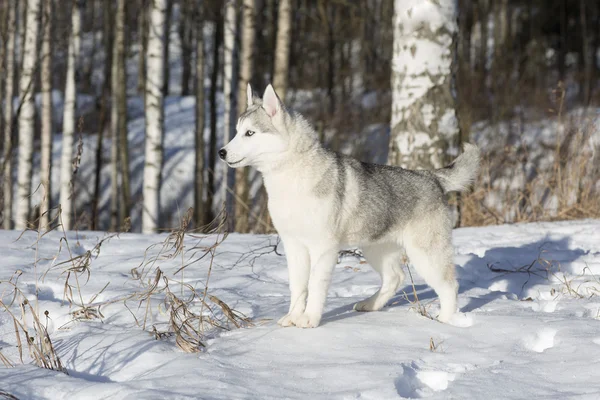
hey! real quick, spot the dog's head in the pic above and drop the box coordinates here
[219,84,291,171]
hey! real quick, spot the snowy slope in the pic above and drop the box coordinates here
[1,220,600,399]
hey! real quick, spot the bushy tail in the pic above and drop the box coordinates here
[433,143,481,193]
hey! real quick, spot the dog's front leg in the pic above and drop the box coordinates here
[293,247,338,328]
[278,237,310,327]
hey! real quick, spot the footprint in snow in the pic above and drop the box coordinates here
[523,328,556,353]
[446,312,473,327]
[394,362,456,398]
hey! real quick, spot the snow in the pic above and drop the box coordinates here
[1,219,600,399]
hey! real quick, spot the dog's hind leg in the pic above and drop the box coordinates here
[403,218,458,323]
[354,243,405,312]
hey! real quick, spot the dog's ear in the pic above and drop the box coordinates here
[246,83,253,108]
[262,84,282,118]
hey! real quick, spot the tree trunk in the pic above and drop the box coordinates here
[137,0,148,95]
[194,2,206,228]
[0,5,6,144]
[206,10,221,226]
[58,0,81,230]
[39,0,54,230]
[116,0,130,225]
[81,0,96,93]
[2,0,17,230]
[143,0,167,233]
[161,0,173,96]
[108,0,121,231]
[273,0,291,101]
[223,0,237,230]
[179,0,193,96]
[580,0,594,106]
[15,0,41,230]
[558,0,567,81]
[234,0,255,233]
[477,0,488,81]
[93,0,114,230]
[389,0,459,170]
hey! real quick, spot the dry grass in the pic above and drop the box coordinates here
[459,86,599,227]
[128,208,252,352]
[0,278,66,373]
[488,245,600,300]
[0,206,253,376]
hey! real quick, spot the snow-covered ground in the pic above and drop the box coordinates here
[1,220,600,399]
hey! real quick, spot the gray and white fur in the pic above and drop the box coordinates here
[220,84,481,328]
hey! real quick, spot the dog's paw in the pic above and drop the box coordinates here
[293,313,321,328]
[354,298,380,312]
[278,313,300,327]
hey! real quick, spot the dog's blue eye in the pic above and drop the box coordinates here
[245,130,255,137]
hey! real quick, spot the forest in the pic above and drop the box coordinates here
[0,0,598,234]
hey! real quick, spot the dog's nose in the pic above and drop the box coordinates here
[218,148,227,160]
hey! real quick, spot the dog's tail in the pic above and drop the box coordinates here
[432,143,481,193]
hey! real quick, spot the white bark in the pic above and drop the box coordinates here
[272,0,291,100]
[15,0,41,230]
[222,0,237,228]
[389,0,459,170]
[39,0,54,230]
[2,0,17,230]
[58,1,81,230]
[142,0,167,233]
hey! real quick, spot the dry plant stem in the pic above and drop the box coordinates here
[0,283,66,373]
[127,208,251,352]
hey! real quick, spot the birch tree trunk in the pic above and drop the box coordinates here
[15,0,41,230]
[235,0,255,233]
[58,0,81,230]
[143,0,167,233]
[272,0,291,101]
[2,0,17,230]
[388,0,459,170]
[194,3,205,228]
[39,0,54,230]
[223,0,237,230]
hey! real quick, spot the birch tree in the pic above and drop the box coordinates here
[235,0,255,233]
[388,0,459,170]
[15,0,41,230]
[58,0,81,230]
[2,0,17,229]
[143,0,167,233]
[222,0,237,229]
[39,0,54,230]
[272,0,292,101]
[194,3,206,228]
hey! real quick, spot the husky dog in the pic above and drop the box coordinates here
[219,84,480,328]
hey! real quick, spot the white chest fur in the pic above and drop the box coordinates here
[263,170,332,243]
